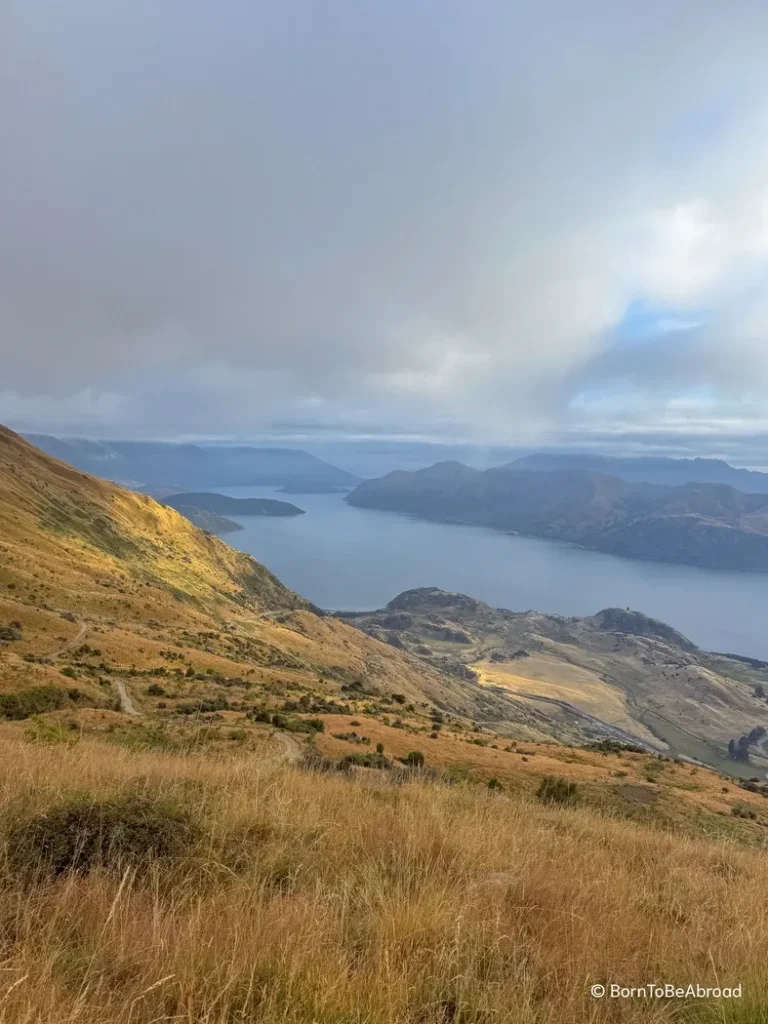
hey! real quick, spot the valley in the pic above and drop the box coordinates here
[2,426,768,1020]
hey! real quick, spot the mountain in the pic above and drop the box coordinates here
[346,461,768,571]
[512,452,768,491]
[340,587,768,775]
[24,434,360,493]
[3,427,768,1020]
[161,492,305,517]
[0,426,486,719]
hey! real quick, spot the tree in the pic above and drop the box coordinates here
[403,750,425,768]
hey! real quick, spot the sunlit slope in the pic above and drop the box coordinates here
[0,426,469,710]
[341,588,768,772]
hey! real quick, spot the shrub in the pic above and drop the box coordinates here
[537,776,579,807]
[24,716,80,745]
[177,697,229,715]
[147,683,166,697]
[340,751,392,770]
[0,686,75,720]
[7,793,200,878]
[376,742,385,754]
[731,804,758,820]
[60,666,78,680]
[584,739,646,755]
[487,777,502,791]
[402,750,425,768]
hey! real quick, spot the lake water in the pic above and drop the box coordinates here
[220,486,768,660]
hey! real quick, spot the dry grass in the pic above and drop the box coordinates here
[315,715,768,837]
[0,733,761,1023]
[474,656,659,743]
[0,428,460,715]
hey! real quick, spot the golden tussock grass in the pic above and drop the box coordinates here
[0,733,764,1023]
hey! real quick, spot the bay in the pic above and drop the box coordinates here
[219,486,768,660]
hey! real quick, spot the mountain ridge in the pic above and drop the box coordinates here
[346,461,768,571]
[0,426,485,718]
[24,433,360,493]
[340,586,768,774]
[512,451,768,491]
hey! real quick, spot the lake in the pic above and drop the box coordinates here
[220,486,768,660]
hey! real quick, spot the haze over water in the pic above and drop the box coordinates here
[221,487,768,661]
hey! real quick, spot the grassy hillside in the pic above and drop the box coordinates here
[0,426,476,718]
[341,588,768,777]
[0,731,763,1022]
[3,427,768,1020]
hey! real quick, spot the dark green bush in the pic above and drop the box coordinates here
[537,776,579,806]
[7,793,200,877]
[177,697,229,715]
[340,751,392,770]
[0,686,76,720]
[402,750,425,768]
[147,683,166,697]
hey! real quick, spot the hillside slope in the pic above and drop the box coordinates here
[341,587,768,775]
[0,427,486,719]
[347,461,768,570]
[4,429,768,1022]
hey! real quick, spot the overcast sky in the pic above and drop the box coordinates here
[3,1,768,459]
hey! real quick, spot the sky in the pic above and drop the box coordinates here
[3,1,768,461]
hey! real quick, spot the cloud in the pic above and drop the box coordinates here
[2,0,768,445]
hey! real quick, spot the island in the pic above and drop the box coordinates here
[162,492,305,533]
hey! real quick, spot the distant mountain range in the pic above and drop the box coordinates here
[24,435,360,494]
[510,452,768,491]
[347,462,768,571]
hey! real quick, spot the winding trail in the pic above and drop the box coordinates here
[114,679,139,716]
[50,621,88,658]
[272,731,303,763]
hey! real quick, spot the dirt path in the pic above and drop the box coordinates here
[114,679,139,716]
[272,731,303,763]
[50,621,88,658]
